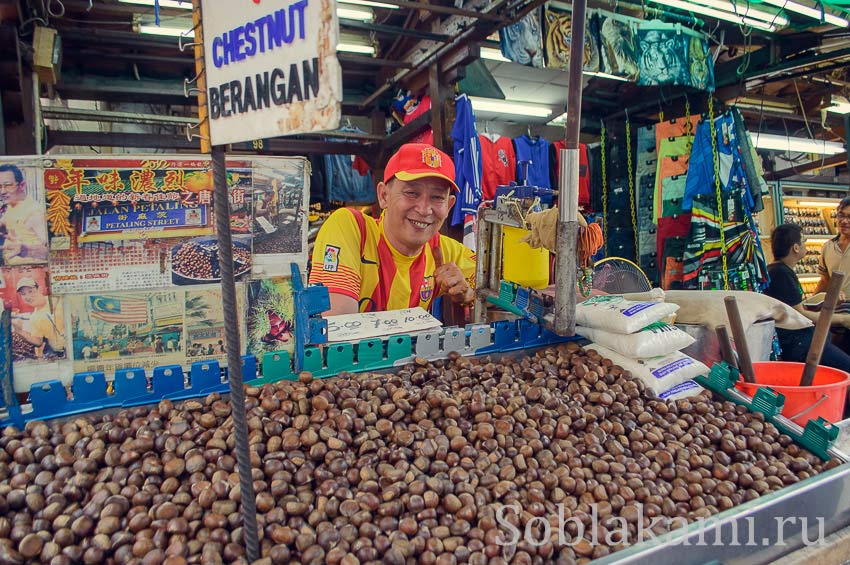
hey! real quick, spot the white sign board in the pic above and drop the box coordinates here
[200,0,342,145]
[325,307,443,343]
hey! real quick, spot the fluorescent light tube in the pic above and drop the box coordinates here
[758,0,849,27]
[480,47,511,62]
[120,0,191,8]
[583,71,630,82]
[646,0,778,30]
[340,0,399,9]
[139,24,193,37]
[752,133,845,155]
[337,43,376,55]
[694,0,788,25]
[337,6,374,21]
[732,102,798,115]
[468,97,553,118]
[796,201,835,206]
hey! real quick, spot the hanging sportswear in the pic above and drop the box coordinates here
[513,135,552,188]
[451,94,482,228]
[479,134,517,200]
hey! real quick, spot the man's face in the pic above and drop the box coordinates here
[19,286,46,308]
[837,205,850,237]
[0,170,24,203]
[377,177,455,256]
[794,234,808,263]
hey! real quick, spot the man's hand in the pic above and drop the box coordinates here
[433,247,474,305]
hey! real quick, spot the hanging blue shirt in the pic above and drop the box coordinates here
[513,135,551,189]
[324,129,375,203]
[683,113,752,212]
[451,94,482,226]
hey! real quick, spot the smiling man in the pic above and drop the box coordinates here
[309,143,475,315]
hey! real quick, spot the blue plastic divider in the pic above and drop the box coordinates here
[1,354,258,425]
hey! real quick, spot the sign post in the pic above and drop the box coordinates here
[196,0,342,560]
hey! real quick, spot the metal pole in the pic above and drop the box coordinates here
[554,0,587,336]
[211,145,260,561]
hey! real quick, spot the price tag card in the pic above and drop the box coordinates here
[325,307,442,343]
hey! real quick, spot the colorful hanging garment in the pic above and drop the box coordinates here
[682,188,768,291]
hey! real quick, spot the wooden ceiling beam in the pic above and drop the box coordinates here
[45,128,380,155]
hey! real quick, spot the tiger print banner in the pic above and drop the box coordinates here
[597,13,640,81]
[543,6,600,72]
[499,7,715,92]
[499,9,545,68]
[636,21,715,91]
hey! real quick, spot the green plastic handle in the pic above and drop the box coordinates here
[486,296,538,323]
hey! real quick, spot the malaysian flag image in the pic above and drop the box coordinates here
[89,296,149,325]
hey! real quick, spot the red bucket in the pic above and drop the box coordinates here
[735,361,850,426]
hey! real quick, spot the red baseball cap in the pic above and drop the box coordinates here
[383,143,458,192]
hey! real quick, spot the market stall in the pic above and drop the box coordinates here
[2,0,850,563]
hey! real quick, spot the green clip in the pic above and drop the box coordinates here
[254,350,295,384]
[386,334,412,365]
[750,388,785,418]
[499,280,517,303]
[695,362,741,399]
[302,346,324,375]
[326,342,355,373]
[800,418,839,462]
[357,339,384,370]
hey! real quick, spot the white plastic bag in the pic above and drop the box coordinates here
[587,343,709,397]
[576,296,680,334]
[657,380,705,401]
[577,322,696,359]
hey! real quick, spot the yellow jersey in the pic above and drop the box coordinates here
[308,208,475,313]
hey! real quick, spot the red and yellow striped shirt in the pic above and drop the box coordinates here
[308,208,475,313]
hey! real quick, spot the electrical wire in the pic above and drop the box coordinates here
[47,0,65,18]
[793,79,815,140]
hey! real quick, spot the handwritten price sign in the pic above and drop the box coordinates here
[325,307,442,343]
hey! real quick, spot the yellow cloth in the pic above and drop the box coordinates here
[309,208,475,312]
[520,207,587,253]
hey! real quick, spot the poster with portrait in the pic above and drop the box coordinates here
[68,289,184,375]
[42,156,310,293]
[246,278,295,358]
[0,160,49,267]
[0,266,66,365]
